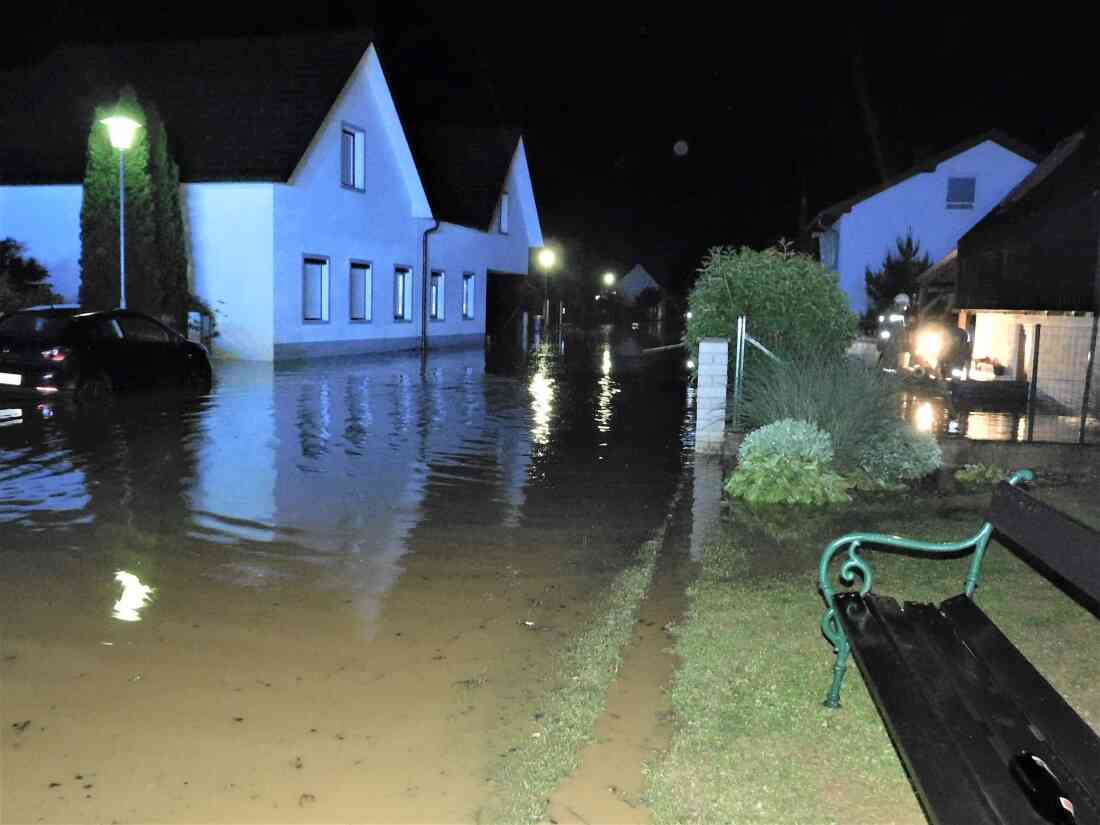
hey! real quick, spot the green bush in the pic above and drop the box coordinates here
[954,463,1008,487]
[685,243,857,364]
[740,356,900,471]
[857,423,943,486]
[737,417,834,465]
[726,420,849,506]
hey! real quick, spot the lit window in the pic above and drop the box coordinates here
[350,262,372,321]
[946,176,975,209]
[462,272,476,320]
[499,191,509,234]
[303,256,330,322]
[394,266,413,321]
[429,271,445,321]
[340,125,365,191]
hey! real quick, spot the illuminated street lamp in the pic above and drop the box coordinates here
[536,247,557,322]
[100,115,142,309]
[602,271,615,287]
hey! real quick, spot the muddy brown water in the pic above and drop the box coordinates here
[0,327,694,824]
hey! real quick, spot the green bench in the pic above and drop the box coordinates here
[817,469,1100,825]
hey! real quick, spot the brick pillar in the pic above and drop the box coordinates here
[695,337,728,454]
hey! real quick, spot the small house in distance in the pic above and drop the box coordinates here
[810,132,1040,314]
[619,264,667,321]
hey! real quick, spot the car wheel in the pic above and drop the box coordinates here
[77,371,113,402]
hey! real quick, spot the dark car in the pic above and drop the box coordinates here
[0,306,212,400]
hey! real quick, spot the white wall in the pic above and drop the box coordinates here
[0,185,83,301]
[184,182,275,361]
[832,141,1035,313]
[272,45,424,355]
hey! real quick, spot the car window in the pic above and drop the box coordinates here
[118,317,170,344]
[0,313,72,339]
[83,319,124,342]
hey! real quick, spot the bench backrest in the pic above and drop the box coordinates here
[989,481,1100,617]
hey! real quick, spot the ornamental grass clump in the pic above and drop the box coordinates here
[725,419,850,506]
[739,356,901,471]
[855,422,944,489]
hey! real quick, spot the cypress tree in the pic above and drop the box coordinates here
[79,86,167,319]
[147,103,189,330]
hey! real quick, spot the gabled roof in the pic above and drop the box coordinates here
[0,30,529,233]
[810,130,1043,231]
[0,28,374,184]
[405,125,521,230]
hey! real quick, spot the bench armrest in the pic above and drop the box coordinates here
[817,469,1033,708]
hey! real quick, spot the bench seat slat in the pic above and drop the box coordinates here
[990,482,1100,614]
[941,594,1100,799]
[836,592,1004,825]
[902,599,1100,824]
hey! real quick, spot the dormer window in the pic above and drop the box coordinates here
[498,191,510,234]
[946,176,975,209]
[340,124,365,191]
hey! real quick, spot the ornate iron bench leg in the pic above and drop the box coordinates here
[822,606,850,708]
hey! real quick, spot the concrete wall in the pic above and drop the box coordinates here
[184,182,275,361]
[831,141,1035,313]
[0,184,83,301]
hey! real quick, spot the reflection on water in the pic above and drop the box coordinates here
[0,329,690,629]
[900,390,1100,444]
[111,570,155,622]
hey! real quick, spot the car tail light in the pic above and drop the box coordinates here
[41,347,68,362]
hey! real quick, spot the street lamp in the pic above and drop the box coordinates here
[536,248,557,323]
[602,271,615,287]
[101,115,142,309]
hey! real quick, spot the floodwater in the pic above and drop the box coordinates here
[0,326,694,824]
[900,390,1100,444]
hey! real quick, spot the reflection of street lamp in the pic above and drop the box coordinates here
[537,248,557,322]
[101,115,142,309]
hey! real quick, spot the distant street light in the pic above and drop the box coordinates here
[537,248,557,323]
[602,271,615,287]
[101,115,142,310]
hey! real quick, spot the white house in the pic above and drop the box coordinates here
[0,29,543,361]
[619,264,662,304]
[810,132,1039,314]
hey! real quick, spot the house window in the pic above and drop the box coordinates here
[394,266,413,321]
[946,177,975,209]
[350,262,372,321]
[499,192,509,234]
[340,125,365,191]
[429,271,445,321]
[462,272,476,320]
[303,256,330,322]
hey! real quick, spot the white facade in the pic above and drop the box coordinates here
[819,140,1035,314]
[0,44,542,362]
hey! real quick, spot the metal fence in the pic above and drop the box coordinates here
[1019,316,1098,444]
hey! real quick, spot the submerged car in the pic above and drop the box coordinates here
[0,306,212,400]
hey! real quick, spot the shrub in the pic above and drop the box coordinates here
[739,356,900,471]
[726,420,849,506]
[857,423,943,487]
[684,244,857,365]
[954,463,1008,487]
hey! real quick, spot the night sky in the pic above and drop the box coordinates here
[7,3,1096,291]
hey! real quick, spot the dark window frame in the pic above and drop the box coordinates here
[393,265,414,322]
[303,254,331,323]
[462,272,476,320]
[349,260,373,323]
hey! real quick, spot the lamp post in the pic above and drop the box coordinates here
[536,248,557,328]
[100,115,142,310]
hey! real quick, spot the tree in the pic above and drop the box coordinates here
[0,238,63,313]
[864,232,931,318]
[80,86,188,328]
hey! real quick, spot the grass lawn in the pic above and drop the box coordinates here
[646,482,1100,824]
